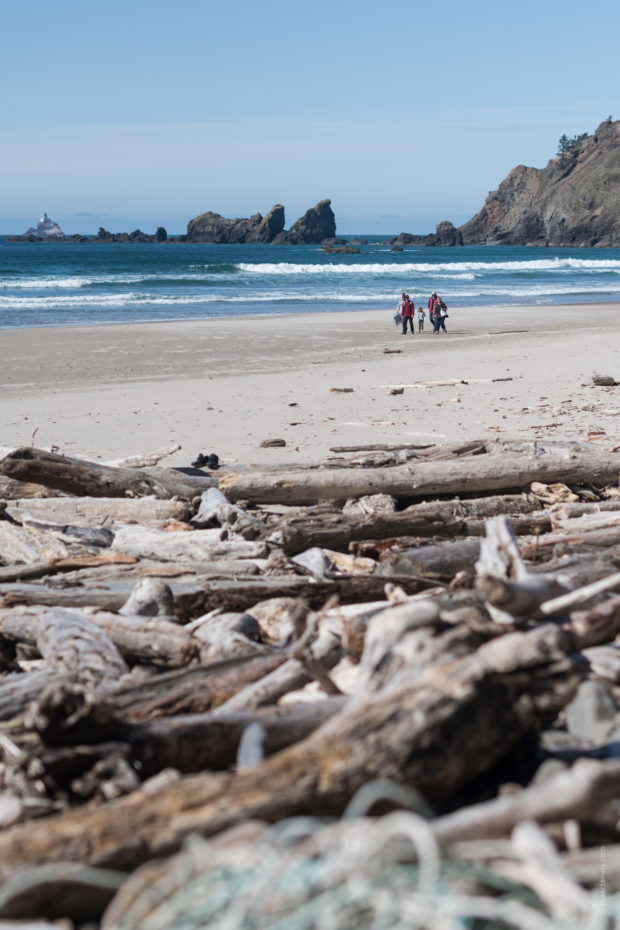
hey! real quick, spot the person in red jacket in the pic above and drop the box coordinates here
[401,292,414,334]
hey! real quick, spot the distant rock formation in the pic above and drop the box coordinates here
[389,221,463,248]
[96,227,168,243]
[184,205,285,243]
[183,200,336,245]
[22,212,65,239]
[272,200,336,245]
[322,245,360,254]
[459,119,620,246]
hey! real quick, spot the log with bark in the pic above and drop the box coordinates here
[0,447,216,501]
[220,449,620,505]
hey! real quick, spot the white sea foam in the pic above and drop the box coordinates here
[235,258,620,275]
[1,281,619,311]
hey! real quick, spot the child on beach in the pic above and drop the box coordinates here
[417,306,426,332]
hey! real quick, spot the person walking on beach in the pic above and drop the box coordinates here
[428,291,440,333]
[417,306,426,332]
[401,292,414,334]
[437,299,449,333]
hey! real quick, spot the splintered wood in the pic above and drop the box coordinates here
[0,441,619,927]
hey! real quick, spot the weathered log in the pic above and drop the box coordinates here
[35,609,128,688]
[0,668,62,721]
[86,611,198,668]
[0,448,215,501]
[0,574,419,620]
[6,497,192,529]
[379,539,481,579]
[475,574,568,620]
[0,554,136,584]
[0,606,197,669]
[433,758,620,845]
[103,443,181,468]
[212,619,343,712]
[219,450,620,505]
[109,654,286,720]
[550,500,620,524]
[521,524,620,554]
[267,503,550,556]
[129,697,348,775]
[191,487,259,531]
[0,522,97,566]
[111,525,267,562]
[0,624,577,876]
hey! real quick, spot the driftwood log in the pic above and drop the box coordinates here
[220,450,620,504]
[0,447,215,501]
[1,438,620,925]
[0,625,576,876]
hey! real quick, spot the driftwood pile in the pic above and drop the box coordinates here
[0,440,620,927]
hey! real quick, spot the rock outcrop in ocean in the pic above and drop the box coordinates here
[459,118,620,247]
[184,205,285,243]
[272,199,336,244]
[390,221,463,249]
[183,200,336,245]
[17,212,65,239]
[96,227,168,243]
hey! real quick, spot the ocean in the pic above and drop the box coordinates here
[1,236,620,329]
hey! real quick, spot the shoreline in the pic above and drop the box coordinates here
[1,303,619,466]
[1,297,620,335]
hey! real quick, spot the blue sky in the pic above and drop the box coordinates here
[1,0,618,235]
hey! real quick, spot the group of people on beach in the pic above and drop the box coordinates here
[396,291,449,334]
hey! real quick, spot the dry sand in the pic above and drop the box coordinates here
[0,303,619,467]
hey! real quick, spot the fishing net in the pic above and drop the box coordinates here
[102,804,619,930]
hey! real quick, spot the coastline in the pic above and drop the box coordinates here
[1,303,619,466]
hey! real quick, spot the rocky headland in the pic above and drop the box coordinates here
[459,118,620,247]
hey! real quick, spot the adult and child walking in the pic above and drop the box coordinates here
[395,291,449,334]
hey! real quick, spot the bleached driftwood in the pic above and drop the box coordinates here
[191,487,259,530]
[0,605,197,669]
[6,497,192,529]
[0,522,86,565]
[110,526,267,562]
[220,450,620,505]
[0,624,577,877]
[103,444,182,469]
[265,498,549,556]
[0,448,215,502]
[433,758,620,845]
[34,609,128,689]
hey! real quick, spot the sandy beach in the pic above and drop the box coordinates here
[0,303,619,467]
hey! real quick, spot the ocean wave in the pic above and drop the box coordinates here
[235,258,620,275]
[0,272,234,290]
[2,280,620,311]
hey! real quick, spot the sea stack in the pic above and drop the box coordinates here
[272,199,336,245]
[23,212,65,239]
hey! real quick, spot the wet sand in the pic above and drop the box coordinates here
[0,304,619,466]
